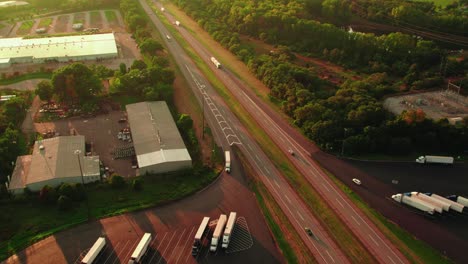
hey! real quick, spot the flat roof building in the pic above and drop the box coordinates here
[126,101,192,175]
[8,136,100,194]
[0,33,118,68]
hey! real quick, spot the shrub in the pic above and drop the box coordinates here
[109,174,126,189]
[132,178,143,191]
[57,195,72,211]
[39,185,58,204]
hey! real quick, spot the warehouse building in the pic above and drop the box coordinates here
[126,101,192,175]
[0,33,118,68]
[7,136,100,194]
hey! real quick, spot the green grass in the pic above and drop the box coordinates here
[104,10,117,23]
[73,13,85,24]
[0,169,219,261]
[17,20,34,34]
[412,0,456,7]
[0,72,52,85]
[38,18,52,28]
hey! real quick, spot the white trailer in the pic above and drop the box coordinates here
[415,155,454,164]
[430,194,464,213]
[81,237,106,264]
[210,214,227,252]
[392,193,435,215]
[192,217,210,256]
[129,233,152,264]
[419,193,451,211]
[211,57,221,69]
[410,193,443,213]
[222,212,237,249]
[457,196,468,207]
[225,151,231,173]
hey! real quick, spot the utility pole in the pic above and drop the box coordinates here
[75,150,90,221]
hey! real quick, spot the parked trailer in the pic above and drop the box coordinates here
[129,233,152,264]
[210,214,227,252]
[415,155,454,165]
[211,57,221,69]
[392,193,435,215]
[81,237,106,264]
[222,212,237,249]
[225,151,231,173]
[456,196,468,207]
[411,192,445,213]
[192,217,210,256]
[418,193,451,211]
[431,194,465,213]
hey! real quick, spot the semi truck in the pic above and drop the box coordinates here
[192,217,210,256]
[222,212,237,249]
[410,192,443,213]
[211,57,221,68]
[417,193,451,212]
[392,193,435,215]
[415,155,454,165]
[81,237,106,264]
[210,214,227,252]
[456,196,468,207]
[430,194,465,213]
[225,151,231,173]
[129,233,152,264]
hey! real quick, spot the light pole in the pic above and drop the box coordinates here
[75,150,90,221]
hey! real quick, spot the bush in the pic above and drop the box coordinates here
[58,183,83,201]
[57,195,72,211]
[39,185,58,204]
[132,178,143,191]
[109,174,126,189]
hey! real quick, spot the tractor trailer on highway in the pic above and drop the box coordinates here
[211,57,221,68]
[415,155,454,165]
[192,217,210,256]
[222,212,237,249]
[392,193,435,215]
[210,214,227,252]
[81,237,106,264]
[128,233,152,264]
[225,151,231,173]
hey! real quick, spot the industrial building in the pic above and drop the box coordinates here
[126,101,192,175]
[0,33,118,68]
[7,136,100,194]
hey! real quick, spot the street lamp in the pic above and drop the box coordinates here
[75,150,90,220]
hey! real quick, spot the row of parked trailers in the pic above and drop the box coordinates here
[192,212,237,256]
[80,233,152,264]
[392,192,468,215]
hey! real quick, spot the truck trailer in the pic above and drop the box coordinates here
[222,212,237,249]
[81,237,106,264]
[456,196,468,207]
[211,57,221,68]
[431,194,465,213]
[129,233,152,264]
[225,151,231,173]
[411,192,445,213]
[192,217,210,256]
[392,193,435,215]
[210,214,227,252]
[415,155,454,165]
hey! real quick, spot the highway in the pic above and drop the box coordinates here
[139,0,352,263]
[147,2,410,264]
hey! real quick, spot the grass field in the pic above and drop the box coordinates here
[38,18,53,28]
[105,10,117,23]
[73,13,85,24]
[17,20,34,35]
[90,11,102,26]
[0,72,52,85]
[412,0,456,7]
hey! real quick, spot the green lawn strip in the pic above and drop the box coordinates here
[323,169,452,264]
[73,13,85,24]
[17,20,34,34]
[412,0,455,7]
[38,18,53,28]
[154,8,376,263]
[236,147,314,263]
[0,72,52,85]
[104,10,117,23]
[90,11,102,25]
[0,169,220,261]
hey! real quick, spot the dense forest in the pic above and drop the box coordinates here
[171,0,468,156]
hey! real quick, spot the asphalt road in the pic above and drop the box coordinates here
[149,3,408,264]
[142,1,350,263]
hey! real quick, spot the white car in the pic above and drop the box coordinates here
[352,178,362,185]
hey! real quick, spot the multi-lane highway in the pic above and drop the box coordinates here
[144,2,411,264]
[138,0,355,263]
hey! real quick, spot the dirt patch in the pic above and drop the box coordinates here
[89,11,103,29]
[54,15,70,33]
[73,13,86,24]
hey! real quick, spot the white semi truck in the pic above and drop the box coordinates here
[410,192,444,213]
[211,57,221,68]
[210,214,227,252]
[81,237,106,264]
[222,212,237,249]
[192,217,210,256]
[392,193,435,215]
[430,194,465,213]
[225,151,231,173]
[415,155,454,165]
[128,233,152,264]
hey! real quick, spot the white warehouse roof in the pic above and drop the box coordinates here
[0,33,118,64]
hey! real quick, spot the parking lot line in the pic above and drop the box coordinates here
[175,226,196,264]
[167,229,186,262]
[108,240,129,264]
[148,232,168,264]
[119,238,140,264]
[101,241,121,264]
[156,230,178,264]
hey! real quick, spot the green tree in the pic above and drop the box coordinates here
[57,195,72,210]
[132,178,143,191]
[177,114,193,131]
[131,60,147,71]
[35,80,54,102]
[119,63,127,74]
[109,174,126,188]
[139,39,163,55]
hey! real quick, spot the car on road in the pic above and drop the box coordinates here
[305,227,313,236]
[352,178,361,185]
[288,149,295,156]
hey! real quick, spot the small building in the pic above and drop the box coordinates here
[7,136,100,195]
[72,23,83,30]
[126,101,192,175]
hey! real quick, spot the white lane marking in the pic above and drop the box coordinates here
[120,239,139,264]
[369,234,379,246]
[247,143,253,151]
[176,227,195,264]
[275,181,280,188]
[388,255,397,264]
[336,198,344,208]
[326,250,336,263]
[255,154,260,161]
[168,229,186,261]
[264,167,270,174]
[351,216,360,226]
[284,195,291,203]
[157,231,177,264]
[297,211,305,221]
[148,232,167,263]
[102,241,121,264]
[322,183,330,192]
